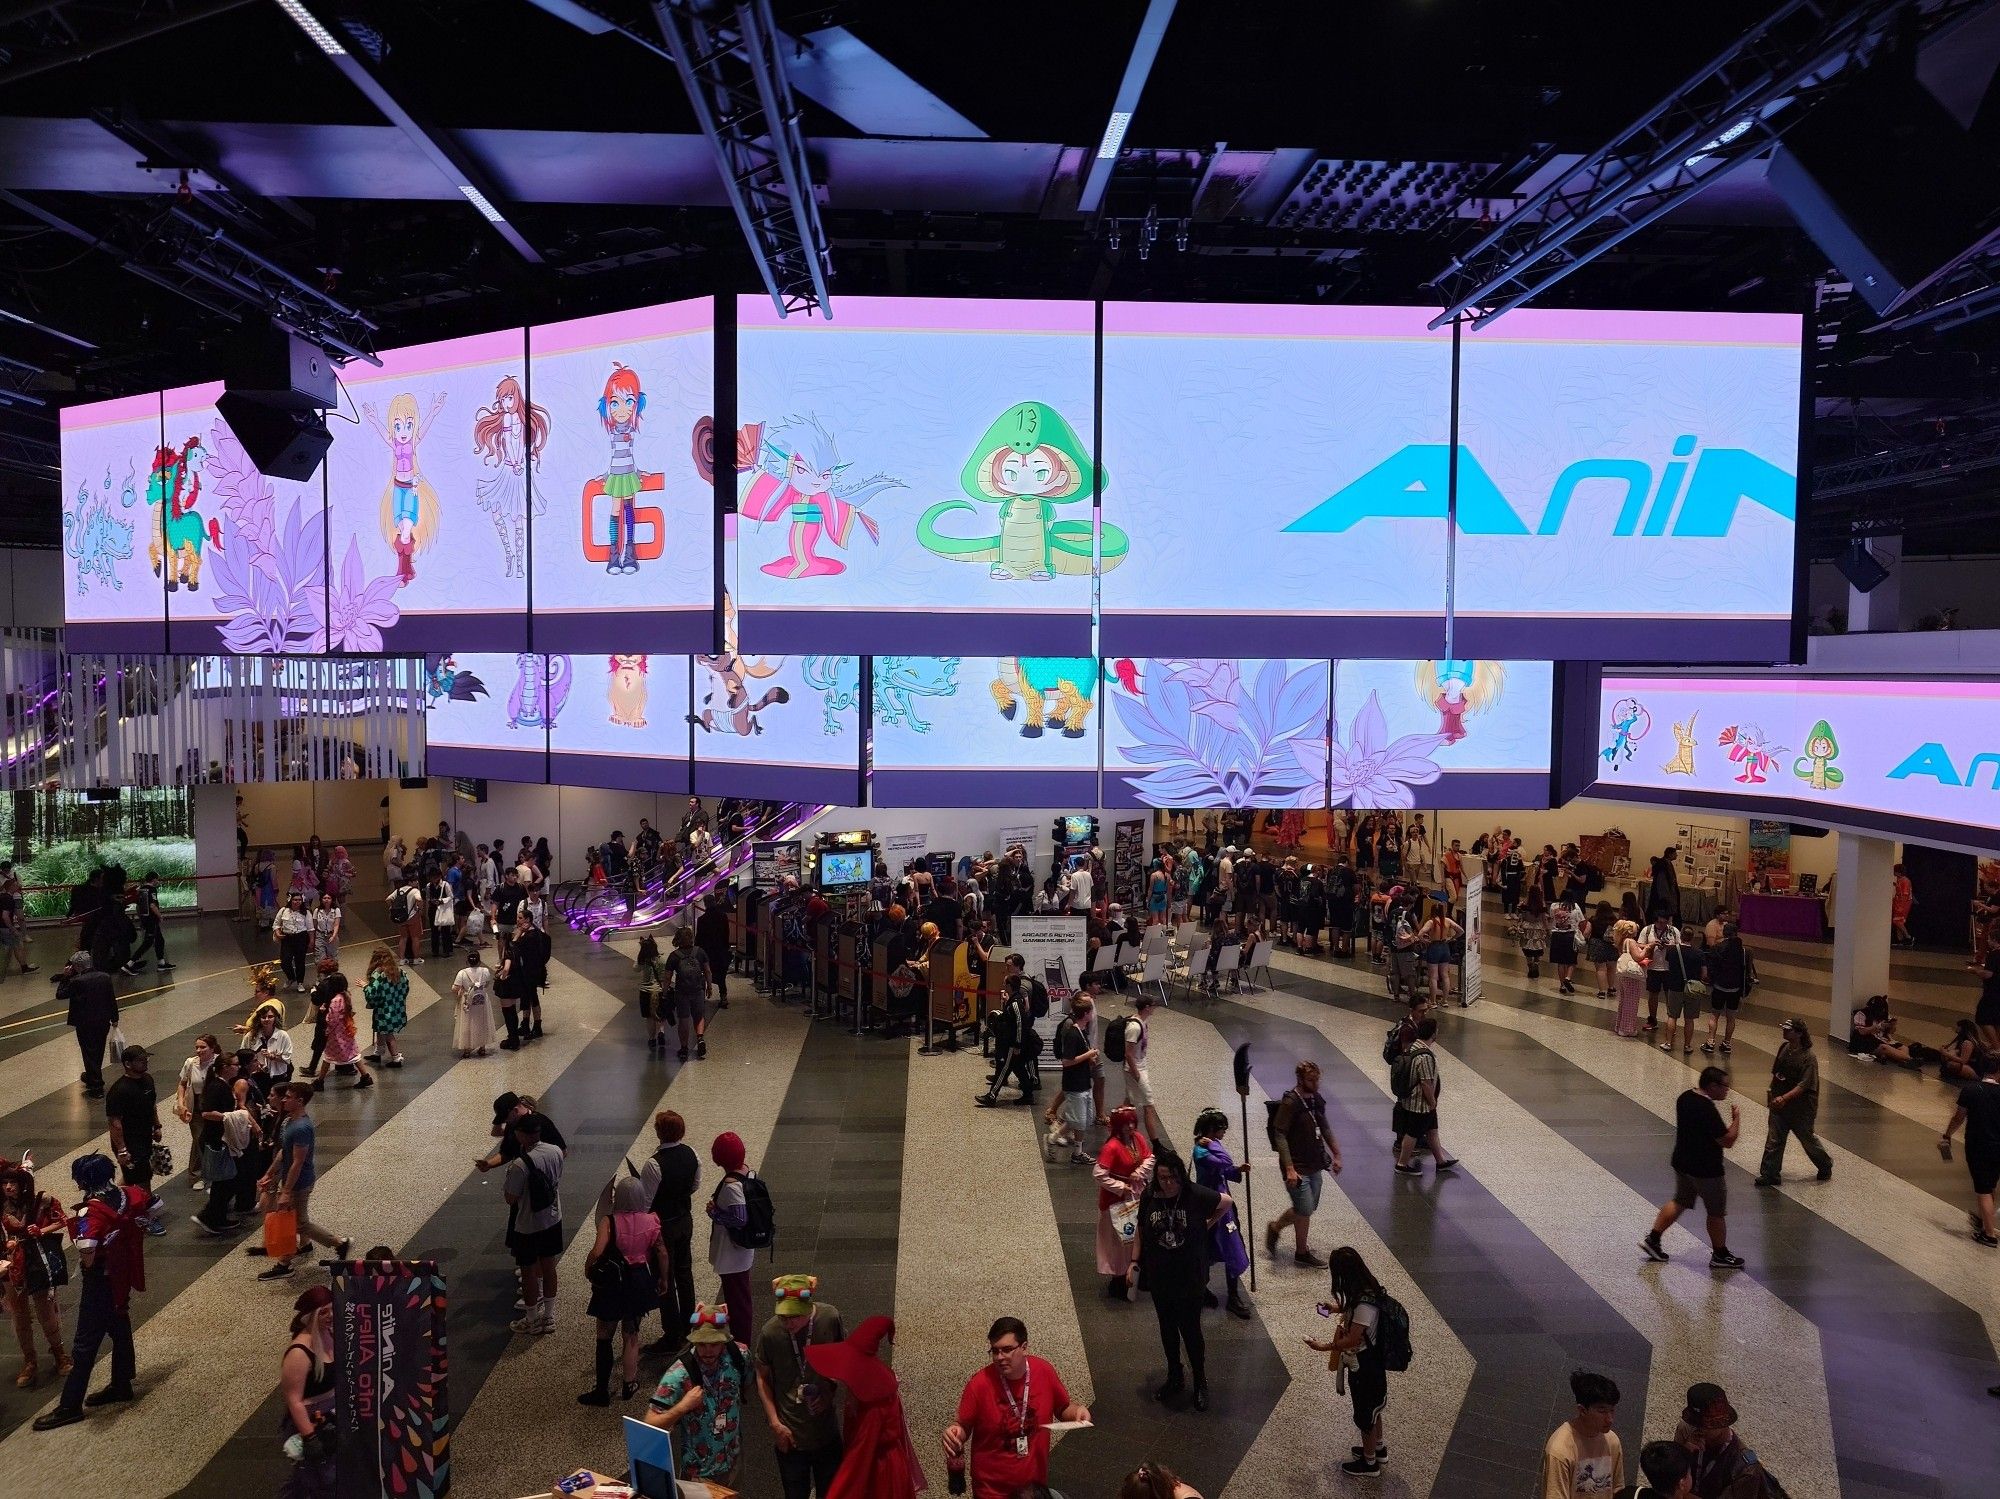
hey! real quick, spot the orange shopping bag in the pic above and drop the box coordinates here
[264,1207,298,1260]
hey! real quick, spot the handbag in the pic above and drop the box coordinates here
[1615,950,1644,980]
[203,1142,238,1183]
[108,1023,128,1062]
[37,1235,69,1288]
[150,1143,175,1178]
[264,1207,299,1260]
[1108,1197,1140,1244]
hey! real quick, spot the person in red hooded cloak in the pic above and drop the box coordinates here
[804,1314,928,1498]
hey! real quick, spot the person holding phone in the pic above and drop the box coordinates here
[646,1304,748,1487]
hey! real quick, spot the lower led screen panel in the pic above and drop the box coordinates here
[550,655,694,793]
[1592,672,2000,850]
[424,652,549,784]
[871,656,1100,807]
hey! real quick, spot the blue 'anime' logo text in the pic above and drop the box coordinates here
[1283,436,1796,536]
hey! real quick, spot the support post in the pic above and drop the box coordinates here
[1829,834,1894,1043]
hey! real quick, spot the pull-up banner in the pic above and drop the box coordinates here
[332,1258,450,1497]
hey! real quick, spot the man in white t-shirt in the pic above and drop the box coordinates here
[504,1112,564,1334]
[1069,859,1094,913]
[1538,1369,1626,1497]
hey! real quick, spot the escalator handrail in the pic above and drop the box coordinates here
[580,803,826,938]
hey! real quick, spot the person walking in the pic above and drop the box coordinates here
[60,950,118,1099]
[255,1082,353,1281]
[1392,1019,1459,1176]
[696,893,734,1012]
[504,1111,565,1332]
[2,1158,72,1391]
[273,892,312,992]
[640,1109,701,1349]
[1265,1059,1339,1266]
[121,871,173,975]
[1701,923,1749,1057]
[707,1132,758,1340]
[310,892,342,968]
[941,1316,1090,1499]
[667,926,714,1061]
[752,1274,847,1499]
[309,976,374,1092]
[1940,1048,2000,1247]
[1108,992,1164,1143]
[191,1050,245,1235]
[1305,1246,1401,1478]
[1094,1106,1154,1299]
[172,1035,219,1190]
[29,1154,156,1431]
[362,948,409,1067]
[1754,1019,1833,1188]
[578,1175,671,1406]
[645,1305,750,1487]
[1136,1150,1225,1411]
[103,1045,164,1219]
[978,955,1040,1109]
[426,867,456,961]
[1538,1369,1626,1497]
[1641,1066,1745,1269]
[452,948,496,1058]
[1191,1109,1253,1321]
[1044,987,1100,1164]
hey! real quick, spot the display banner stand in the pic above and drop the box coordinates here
[332,1257,450,1497]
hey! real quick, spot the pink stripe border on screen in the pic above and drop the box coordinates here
[344,326,527,383]
[736,294,1093,335]
[1605,676,2000,701]
[532,297,713,356]
[162,380,225,418]
[1467,307,1803,346]
[61,392,160,430]
[1106,302,1446,340]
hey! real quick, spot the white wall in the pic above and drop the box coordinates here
[0,547,62,628]
[192,783,239,913]
[1809,555,2000,633]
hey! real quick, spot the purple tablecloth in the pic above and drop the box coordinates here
[1738,892,1826,941]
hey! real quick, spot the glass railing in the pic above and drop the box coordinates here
[568,802,829,940]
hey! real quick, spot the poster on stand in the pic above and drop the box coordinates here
[1748,821,1792,889]
[1113,819,1145,912]
[332,1259,450,1498]
[1007,914,1089,1050]
[884,832,928,873]
[1461,872,1483,1007]
[752,840,803,891]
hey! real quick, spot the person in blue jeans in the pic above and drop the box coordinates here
[31,1154,156,1430]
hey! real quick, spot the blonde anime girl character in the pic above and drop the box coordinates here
[1414,660,1506,744]
[366,391,447,587]
[471,375,550,580]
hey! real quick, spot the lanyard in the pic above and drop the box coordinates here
[998,1364,1031,1439]
[791,1307,816,1395]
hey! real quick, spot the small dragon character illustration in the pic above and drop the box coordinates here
[800,656,862,735]
[506,654,573,729]
[427,657,488,704]
[875,656,960,733]
[692,593,789,735]
[992,657,1096,739]
[146,435,224,593]
[65,471,136,596]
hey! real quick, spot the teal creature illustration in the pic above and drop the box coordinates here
[65,472,136,595]
[992,657,1096,739]
[801,656,961,734]
[917,402,1127,580]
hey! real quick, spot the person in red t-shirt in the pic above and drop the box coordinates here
[942,1316,1089,1499]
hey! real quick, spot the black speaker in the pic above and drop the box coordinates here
[217,391,333,481]
[227,330,338,410]
[1835,536,1892,594]
[1768,57,2000,315]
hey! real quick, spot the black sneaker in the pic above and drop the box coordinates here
[974,1095,1001,1108]
[1393,1162,1423,1176]
[695,1040,707,1059]
[1293,1250,1325,1268]
[1753,1177,1779,1189]
[257,1261,297,1281]
[84,1384,134,1407]
[335,1238,353,1260]
[1640,1234,1670,1263]
[1339,1457,1382,1478]
[1710,1249,1745,1269]
[1351,1444,1391,1461]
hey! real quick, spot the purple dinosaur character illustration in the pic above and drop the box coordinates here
[507,653,573,729]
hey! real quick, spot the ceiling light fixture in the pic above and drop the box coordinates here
[1097,110,1133,160]
[458,185,506,224]
[275,0,347,57]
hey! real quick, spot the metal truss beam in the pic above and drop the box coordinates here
[0,189,380,364]
[1812,424,2000,500]
[651,0,831,319]
[1867,227,2000,333]
[1427,0,1986,330]
[0,0,256,85]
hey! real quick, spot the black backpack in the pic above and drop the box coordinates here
[1102,1015,1135,1064]
[717,1170,776,1251]
[676,1342,748,1388]
[1025,977,1050,1021]
[1367,1290,1414,1372]
[389,888,412,924]
[1382,1020,1408,1066]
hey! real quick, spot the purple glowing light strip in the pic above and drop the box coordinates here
[582,802,829,940]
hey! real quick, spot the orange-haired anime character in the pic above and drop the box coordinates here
[366,391,446,586]
[471,374,550,580]
[608,653,649,727]
[589,364,669,577]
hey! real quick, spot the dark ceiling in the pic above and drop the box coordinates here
[3,0,2000,560]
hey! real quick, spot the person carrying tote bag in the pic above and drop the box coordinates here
[1612,921,1647,1039]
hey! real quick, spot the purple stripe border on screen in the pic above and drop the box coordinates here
[1100,612,1446,658]
[1584,780,2000,858]
[382,612,530,654]
[694,761,862,804]
[1098,768,1550,810]
[1456,615,1794,663]
[533,611,714,653]
[549,752,692,795]
[64,621,168,653]
[873,769,1100,807]
[737,608,1090,657]
[427,745,547,783]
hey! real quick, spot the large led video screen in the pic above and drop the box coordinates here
[735,296,1097,654]
[1455,309,1801,658]
[324,328,531,652]
[1099,304,1452,657]
[424,651,547,783]
[1592,672,2000,849]
[160,381,330,655]
[528,299,717,651]
[60,392,165,650]
[1331,658,1553,807]
[549,654,693,793]
[871,656,1100,807]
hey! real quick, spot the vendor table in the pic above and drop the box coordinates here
[1737,891,1826,941]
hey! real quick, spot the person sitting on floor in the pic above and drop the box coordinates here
[1849,994,1921,1069]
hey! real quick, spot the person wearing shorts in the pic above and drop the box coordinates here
[1641,913,1680,1034]
[1940,1050,2000,1246]
[1264,1060,1339,1267]
[1044,991,1100,1166]
[1114,994,1163,1143]
[1642,1066,1744,1269]
[1703,924,1749,1056]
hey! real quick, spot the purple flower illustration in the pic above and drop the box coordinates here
[1319,690,1447,808]
[207,498,324,653]
[1111,659,1329,807]
[316,537,401,653]
[1157,659,1245,732]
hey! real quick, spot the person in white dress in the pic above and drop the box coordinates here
[453,949,497,1058]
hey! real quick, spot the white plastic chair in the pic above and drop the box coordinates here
[1171,930,1210,998]
[1243,938,1275,991]
[1136,949,1169,1004]
[1211,942,1241,992]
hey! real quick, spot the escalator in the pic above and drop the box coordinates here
[562,801,828,941]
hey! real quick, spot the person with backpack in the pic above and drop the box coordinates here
[640,1110,701,1349]
[1264,1059,1339,1268]
[666,926,715,1062]
[1391,1019,1460,1176]
[505,1112,565,1334]
[977,956,1042,1110]
[645,1304,750,1487]
[30,1153,157,1431]
[1304,1245,1410,1478]
[121,871,172,975]
[1044,987,1101,1165]
[1104,992,1164,1143]
[706,1131,766,1346]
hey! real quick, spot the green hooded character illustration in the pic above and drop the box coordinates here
[1793,718,1843,790]
[916,401,1130,579]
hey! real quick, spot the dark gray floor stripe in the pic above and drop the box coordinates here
[1262,966,2000,1499]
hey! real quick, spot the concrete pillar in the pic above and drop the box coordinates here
[1829,833,1894,1042]
[1846,533,1901,632]
[191,783,240,915]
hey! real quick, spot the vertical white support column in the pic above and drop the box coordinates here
[1829,833,1894,1042]
[192,783,240,914]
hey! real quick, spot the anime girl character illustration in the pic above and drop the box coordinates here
[471,375,551,580]
[589,363,667,578]
[365,392,447,587]
[739,414,905,579]
[1718,722,1784,784]
[916,401,1127,580]
[1414,660,1505,744]
[608,654,649,728]
[1601,698,1650,770]
[1793,719,1843,789]
[1662,712,1698,776]
[692,593,789,734]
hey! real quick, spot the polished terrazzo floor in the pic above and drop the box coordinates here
[0,895,1996,1499]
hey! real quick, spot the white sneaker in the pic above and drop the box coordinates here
[509,1310,551,1335]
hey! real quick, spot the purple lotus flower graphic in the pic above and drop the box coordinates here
[316,537,402,653]
[1157,659,1245,732]
[1111,659,1329,807]
[1318,689,1447,808]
